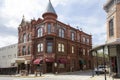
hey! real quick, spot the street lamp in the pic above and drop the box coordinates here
[39,63,43,76]
[25,60,28,76]
[91,51,96,77]
[54,62,58,74]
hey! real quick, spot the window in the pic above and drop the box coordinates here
[71,32,75,41]
[59,28,65,38]
[47,42,53,53]
[20,37,22,43]
[38,28,43,37]
[59,64,65,68]
[22,46,26,55]
[109,19,114,37]
[87,38,89,44]
[47,23,51,34]
[58,44,61,52]
[72,46,74,53]
[82,37,86,43]
[23,33,27,43]
[28,46,30,55]
[37,43,43,52]
[28,34,31,41]
[83,49,85,55]
[62,44,64,52]
[87,50,89,56]
[58,43,64,52]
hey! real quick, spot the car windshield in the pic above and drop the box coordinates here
[99,66,105,68]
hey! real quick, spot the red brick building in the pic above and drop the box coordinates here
[17,0,92,74]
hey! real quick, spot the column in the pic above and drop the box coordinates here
[116,45,120,77]
[108,46,112,75]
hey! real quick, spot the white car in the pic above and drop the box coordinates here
[94,65,109,74]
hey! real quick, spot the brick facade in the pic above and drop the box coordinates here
[18,1,92,74]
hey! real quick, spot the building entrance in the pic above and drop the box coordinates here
[46,62,53,73]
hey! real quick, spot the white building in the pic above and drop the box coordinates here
[0,43,18,74]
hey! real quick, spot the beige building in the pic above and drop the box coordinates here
[91,0,120,77]
[0,44,18,74]
[104,0,120,43]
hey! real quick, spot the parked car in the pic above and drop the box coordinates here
[94,65,109,74]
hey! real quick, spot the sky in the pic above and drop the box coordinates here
[0,0,106,47]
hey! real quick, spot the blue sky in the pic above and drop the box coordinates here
[0,0,106,47]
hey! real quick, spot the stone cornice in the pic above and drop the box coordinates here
[103,0,113,12]
[104,0,120,12]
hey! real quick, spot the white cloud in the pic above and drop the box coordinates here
[0,0,107,47]
[0,35,18,47]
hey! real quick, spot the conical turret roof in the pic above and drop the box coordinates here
[44,0,57,15]
[42,0,57,19]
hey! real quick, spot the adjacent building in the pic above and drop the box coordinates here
[104,0,120,77]
[0,44,18,74]
[91,0,120,77]
[17,0,92,74]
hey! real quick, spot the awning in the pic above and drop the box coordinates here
[45,58,54,62]
[91,41,120,51]
[33,59,43,64]
[58,58,67,64]
[13,58,25,63]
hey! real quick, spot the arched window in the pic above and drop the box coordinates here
[82,37,86,43]
[38,28,43,37]
[71,32,75,41]
[23,33,27,43]
[28,46,30,55]
[22,46,26,55]
[58,43,65,52]
[37,43,43,52]
[59,28,65,38]
[28,34,31,41]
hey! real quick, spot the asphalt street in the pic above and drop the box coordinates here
[0,70,92,80]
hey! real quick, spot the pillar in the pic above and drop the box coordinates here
[108,46,112,75]
[116,45,120,77]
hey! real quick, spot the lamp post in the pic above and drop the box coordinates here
[25,60,28,76]
[39,63,42,76]
[91,51,95,77]
[54,62,57,74]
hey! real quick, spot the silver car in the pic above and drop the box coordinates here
[94,65,109,74]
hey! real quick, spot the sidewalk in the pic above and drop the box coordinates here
[89,75,120,80]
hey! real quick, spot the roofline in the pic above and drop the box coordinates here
[104,0,112,8]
